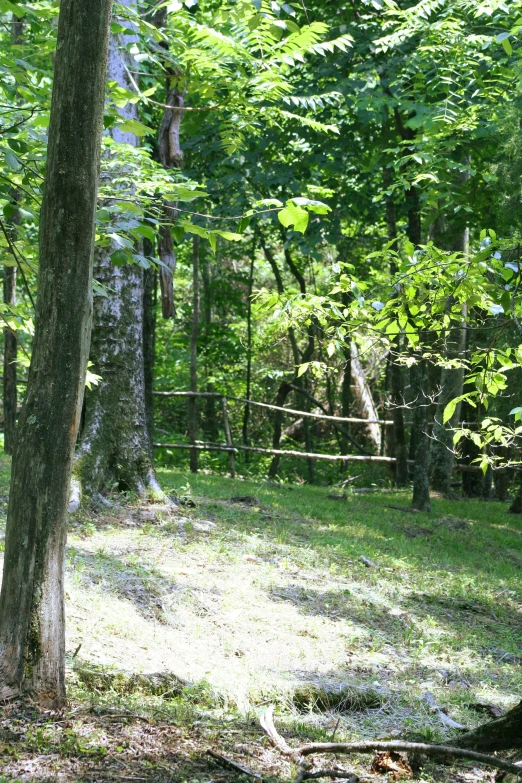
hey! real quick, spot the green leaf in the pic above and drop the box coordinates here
[297,362,309,377]
[278,203,309,233]
[110,249,131,267]
[214,230,243,241]
[4,150,21,171]
[117,118,152,137]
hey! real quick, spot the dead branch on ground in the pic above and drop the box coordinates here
[260,707,522,777]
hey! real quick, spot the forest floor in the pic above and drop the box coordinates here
[0,458,520,783]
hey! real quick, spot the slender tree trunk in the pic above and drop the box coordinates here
[431,302,467,495]
[3,263,17,457]
[201,245,218,442]
[411,357,431,511]
[340,293,351,457]
[188,236,199,473]
[74,2,158,499]
[153,7,184,319]
[242,237,256,454]
[3,12,24,455]
[384,169,408,484]
[143,240,156,448]
[261,239,315,478]
[0,0,112,706]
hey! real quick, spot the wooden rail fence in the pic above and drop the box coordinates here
[152,390,403,477]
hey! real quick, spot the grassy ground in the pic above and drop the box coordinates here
[0,457,520,782]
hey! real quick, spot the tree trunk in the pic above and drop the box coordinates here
[3,264,17,456]
[411,357,431,511]
[3,12,24,455]
[454,700,522,751]
[74,1,158,499]
[384,170,408,485]
[143,241,156,448]
[430,214,469,496]
[154,8,185,319]
[431,303,467,496]
[188,235,199,473]
[509,471,522,513]
[340,293,351,457]
[0,0,112,706]
[201,244,218,442]
[267,239,315,479]
[242,237,256,454]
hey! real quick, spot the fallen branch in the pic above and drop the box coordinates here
[260,707,522,776]
[206,749,262,779]
[300,771,359,781]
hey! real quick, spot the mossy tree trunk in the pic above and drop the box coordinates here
[454,700,522,751]
[74,1,159,499]
[0,0,112,706]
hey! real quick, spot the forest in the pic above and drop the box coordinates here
[0,0,520,781]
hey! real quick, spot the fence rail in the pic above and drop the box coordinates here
[152,390,488,474]
[153,391,394,426]
[153,390,400,473]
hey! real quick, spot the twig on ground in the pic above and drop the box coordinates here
[206,748,263,779]
[260,707,522,776]
[301,772,359,781]
[330,717,341,742]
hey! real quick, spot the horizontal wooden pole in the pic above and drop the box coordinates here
[153,441,402,463]
[153,391,394,426]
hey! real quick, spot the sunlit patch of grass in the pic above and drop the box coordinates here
[0,453,520,759]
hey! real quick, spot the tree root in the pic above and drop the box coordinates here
[260,707,522,777]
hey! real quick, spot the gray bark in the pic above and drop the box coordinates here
[74,1,158,499]
[0,0,112,706]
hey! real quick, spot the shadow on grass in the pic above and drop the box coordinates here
[67,546,178,622]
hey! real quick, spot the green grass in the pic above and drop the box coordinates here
[0,455,520,781]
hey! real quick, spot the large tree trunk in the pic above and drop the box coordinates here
[0,0,111,706]
[454,701,522,752]
[74,1,158,499]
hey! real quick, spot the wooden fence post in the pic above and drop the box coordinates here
[221,396,236,478]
